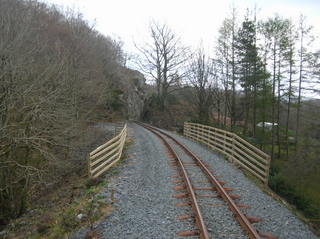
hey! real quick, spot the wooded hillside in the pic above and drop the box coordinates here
[0,0,143,225]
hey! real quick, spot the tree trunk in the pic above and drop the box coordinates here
[231,26,236,131]
[296,27,304,150]
[277,56,281,158]
[285,40,294,159]
[271,39,277,160]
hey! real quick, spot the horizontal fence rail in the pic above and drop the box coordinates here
[88,124,127,178]
[184,122,271,184]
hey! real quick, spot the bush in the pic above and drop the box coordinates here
[269,173,320,219]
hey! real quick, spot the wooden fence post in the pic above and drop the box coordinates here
[206,126,210,148]
[230,133,235,164]
[265,155,271,185]
[184,122,188,138]
[87,153,91,178]
[223,130,226,156]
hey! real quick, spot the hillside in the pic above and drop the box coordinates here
[0,0,145,227]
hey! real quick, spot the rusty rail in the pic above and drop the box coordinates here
[137,122,277,239]
[139,123,210,239]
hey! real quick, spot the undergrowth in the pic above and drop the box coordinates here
[269,161,320,234]
[31,179,113,239]
[3,138,132,239]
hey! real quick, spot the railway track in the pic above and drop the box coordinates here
[136,122,277,239]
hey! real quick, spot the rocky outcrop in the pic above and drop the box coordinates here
[120,68,146,120]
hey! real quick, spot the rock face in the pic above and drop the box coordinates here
[121,68,146,120]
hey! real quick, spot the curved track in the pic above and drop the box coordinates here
[137,122,277,239]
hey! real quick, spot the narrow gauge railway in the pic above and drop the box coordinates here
[136,122,277,239]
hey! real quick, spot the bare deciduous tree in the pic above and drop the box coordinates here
[189,47,213,123]
[135,21,188,110]
[0,0,127,222]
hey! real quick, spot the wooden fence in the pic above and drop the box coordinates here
[184,122,271,184]
[88,124,127,178]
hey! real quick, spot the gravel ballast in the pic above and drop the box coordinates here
[163,127,319,239]
[167,136,248,239]
[94,123,197,238]
[74,123,318,239]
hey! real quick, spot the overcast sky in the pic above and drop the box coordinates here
[41,0,320,54]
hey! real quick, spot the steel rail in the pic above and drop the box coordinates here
[137,122,262,239]
[139,123,210,239]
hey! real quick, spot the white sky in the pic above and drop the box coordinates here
[41,0,320,55]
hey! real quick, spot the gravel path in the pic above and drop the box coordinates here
[74,122,318,239]
[95,123,195,238]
